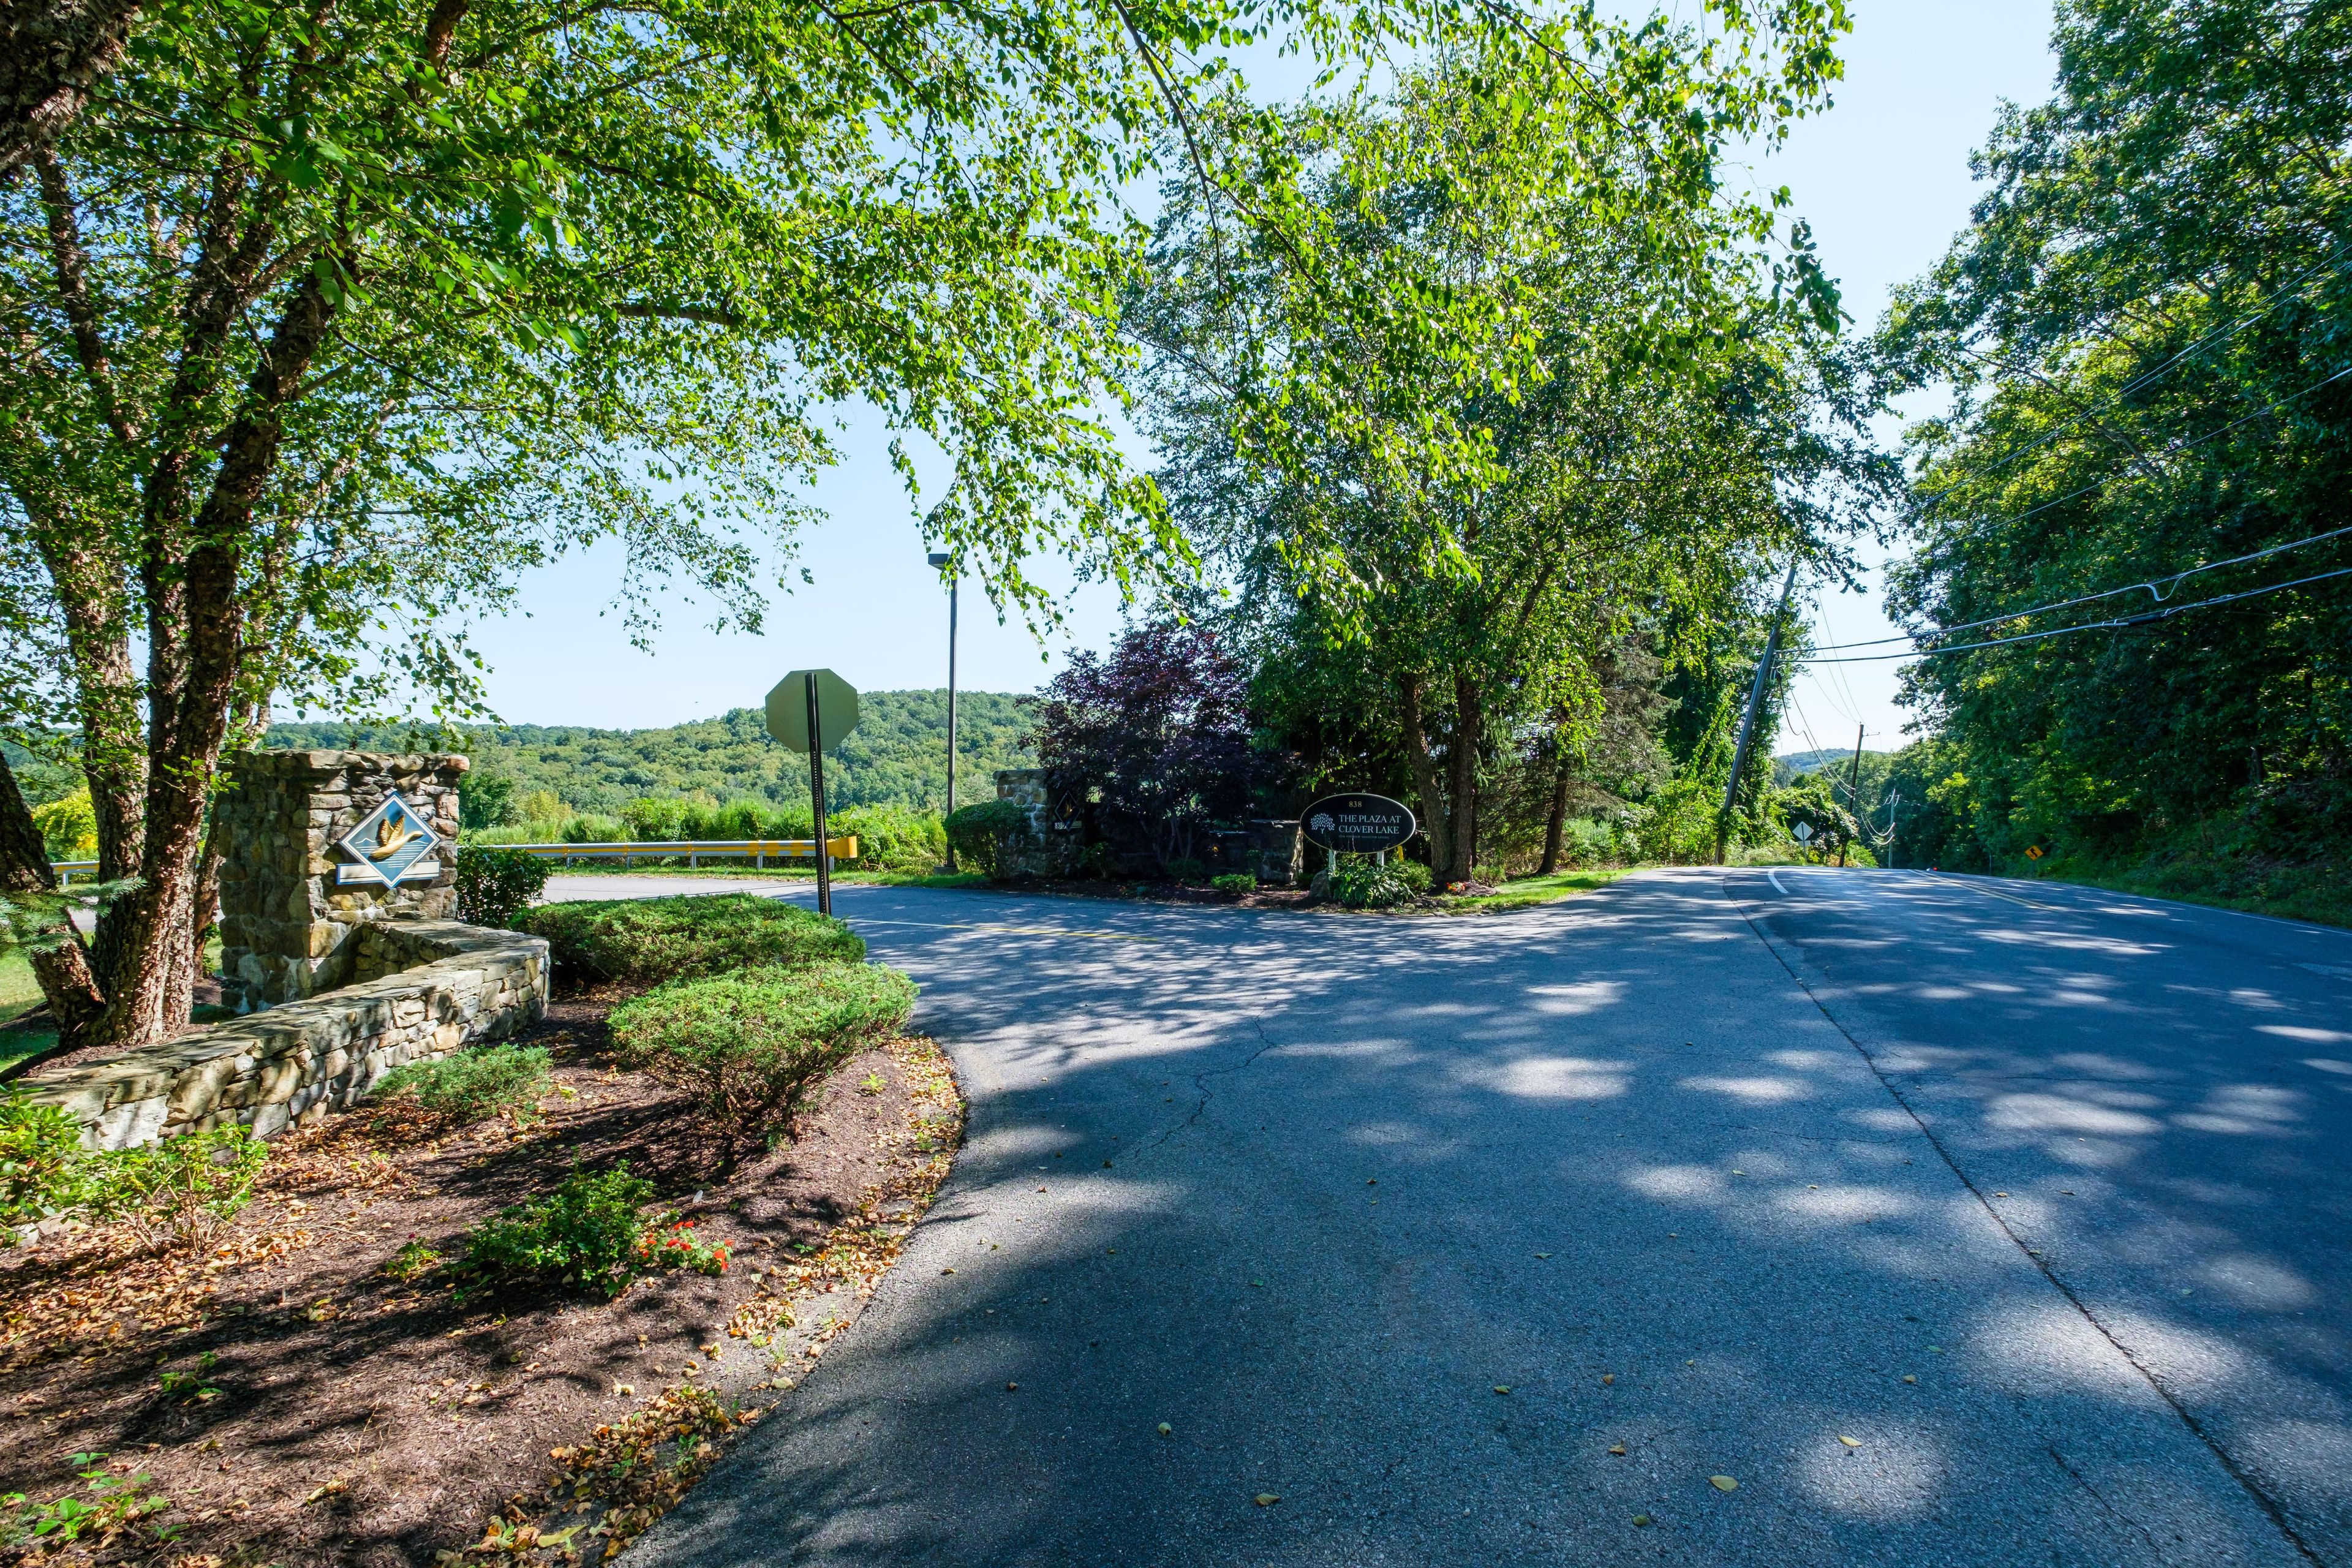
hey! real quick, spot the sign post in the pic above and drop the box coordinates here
[1298,793,1417,881]
[764,669,860,916]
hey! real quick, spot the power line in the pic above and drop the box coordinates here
[1806,562,2352,664]
[1820,520,2352,653]
[1913,242,2352,504]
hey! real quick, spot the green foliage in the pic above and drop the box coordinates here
[608,963,918,1129]
[456,846,552,929]
[371,1045,554,1128]
[385,1240,445,1281]
[944,800,1030,879]
[1391,861,1433,896]
[92,1128,268,1255]
[462,774,521,832]
[0,1088,94,1232]
[280,696,1035,822]
[1325,857,1419,909]
[829,805,948,872]
[462,1163,733,1295]
[1140,60,1888,883]
[0,1454,173,1550]
[516,895,864,992]
[30,789,96,861]
[1208,872,1256,895]
[463,1163,664,1298]
[1164,858,1207,884]
[1875,0,2352,894]
[157,1352,222,1402]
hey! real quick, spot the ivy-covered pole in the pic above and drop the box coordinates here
[1717,559,1801,865]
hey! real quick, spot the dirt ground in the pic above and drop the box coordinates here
[0,998,963,1567]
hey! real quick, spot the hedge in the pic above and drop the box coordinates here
[514,894,864,991]
[608,962,917,1129]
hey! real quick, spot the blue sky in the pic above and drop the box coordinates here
[453,1,2059,751]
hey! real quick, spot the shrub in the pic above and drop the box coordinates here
[1209,872,1256,895]
[560,813,627,844]
[371,1044,553,1126]
[92,1128,268,1254]
[608,962,917,1129]
[462,1161,728,1296]
[516,788,567,825]
[829,804,948,871]
[622,797,692,842]
[1,1088,96,1233]
[944,799,1029,878]
[516,894,864,990]
[456,845,552,927]
[1392,860,1433,895]
[1326,856,1416,909]
[1164,856,1206,883]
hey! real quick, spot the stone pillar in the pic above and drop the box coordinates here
[215,752,466,1006]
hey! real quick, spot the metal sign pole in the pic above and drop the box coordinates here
[805,671,832,916]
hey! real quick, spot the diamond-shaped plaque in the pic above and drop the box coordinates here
[336,794,443,887]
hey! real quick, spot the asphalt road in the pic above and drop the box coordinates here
[538,869,2350,1567]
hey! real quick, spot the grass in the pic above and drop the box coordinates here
[1436,869,1627,913]
[0,949,58,1079]
[2018,845,2352,930]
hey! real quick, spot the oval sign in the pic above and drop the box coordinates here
[1300,793,1417,853]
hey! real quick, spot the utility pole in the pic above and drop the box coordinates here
[928,552,959,870]
[1716,558,1802,865]
[1839,723,1864,869]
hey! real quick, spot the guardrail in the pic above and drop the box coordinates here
[47,837,861,885]
[484,839,859,870]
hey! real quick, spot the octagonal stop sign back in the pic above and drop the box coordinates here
[764,669,859,753]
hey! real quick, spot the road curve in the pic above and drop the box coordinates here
[532,869,2340,1567]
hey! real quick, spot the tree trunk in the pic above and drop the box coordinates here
[1445,673,1481,881]
[1398,673,1457,881]
[0,751,108,1046]
[1540,755,1570,875]
[0,0,143,173]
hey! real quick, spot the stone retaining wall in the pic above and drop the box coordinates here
[21,920,547,1151]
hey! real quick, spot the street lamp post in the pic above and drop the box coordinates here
[928,552,959,869]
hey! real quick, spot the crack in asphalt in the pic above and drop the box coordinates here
[1721,870,2328,1567]
[1153,1017,1284,1149]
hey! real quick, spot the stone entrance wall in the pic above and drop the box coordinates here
[17,749,549,1151]
[216,751,466,1006]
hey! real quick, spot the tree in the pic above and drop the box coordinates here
[1136,59,1890,880]
[1878,0,2352,875]
[1030,619,1272,872]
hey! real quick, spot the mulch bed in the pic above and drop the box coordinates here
[0,998,963,1567]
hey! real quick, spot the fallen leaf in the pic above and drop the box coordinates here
[1838,1436,1861,1448]
[301,1479,347,1505]
[1608,1444,1626,1456]
[1902,1374,1917,1384]
[1602,1374,1615,1385]
[1709,1476,1738,1492]
[1005,1381,1019,1392]
[1157,1423,1172,1436]
[941,1267,956,1275]
[1255,1494,1281,1507]
[1632,1513,1652,1527]
[1534,1252,1552,1259]
[1493,1385,1512,1395]
[1993,1191,2008,1197]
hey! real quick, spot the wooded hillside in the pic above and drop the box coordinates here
[263,691,1033,819]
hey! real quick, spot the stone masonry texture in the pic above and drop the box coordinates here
[22,753,548,1151]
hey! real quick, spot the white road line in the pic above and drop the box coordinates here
[1767,869,1790,896]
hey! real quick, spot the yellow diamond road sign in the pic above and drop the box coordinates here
[765,669,859,754]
